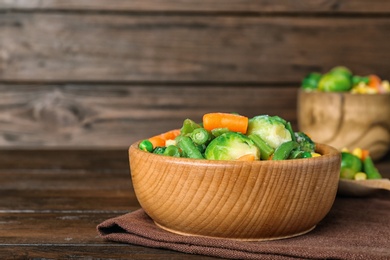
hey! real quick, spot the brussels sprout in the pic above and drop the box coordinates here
[204,132,259,160]
[246,115,292,149]
[318,73,352,92]
[329,66,353,79]
[341,152,362,172]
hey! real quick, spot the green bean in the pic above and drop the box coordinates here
[273,141,299,160]
[211,127,229,137]
[248,134,274,160]
[176,136,204,159]
[163,145,181,157]
[153,147,166,155]
[289,150,305,159]
[180,119,201,136]
[190,128,210,145]
[363,156,382,179]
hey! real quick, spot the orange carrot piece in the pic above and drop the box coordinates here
[148,129,181,148]
[160,129,181,140]
[148,136,166,148]
[368,75,381,91]
[361,149,370,161]
[203,113,248,134]
[236,154,256,161]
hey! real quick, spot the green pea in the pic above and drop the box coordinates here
[139,140,153,152]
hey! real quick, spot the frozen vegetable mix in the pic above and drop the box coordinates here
[301,66,390,94]
[340,148,382,180]
[138,112,318,161]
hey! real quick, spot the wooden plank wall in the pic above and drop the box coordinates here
[0,0,389,149]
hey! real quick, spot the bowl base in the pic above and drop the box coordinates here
[154,221,316,241]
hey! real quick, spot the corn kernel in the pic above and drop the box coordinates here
[165,139,176,146]
[311,152,321,157]
[352,148,363,160]
[354,172,367,181]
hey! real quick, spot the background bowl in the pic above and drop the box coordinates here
[129,142,341,241]
[298,90,390,161]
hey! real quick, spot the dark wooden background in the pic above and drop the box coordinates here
[1,0,389,149]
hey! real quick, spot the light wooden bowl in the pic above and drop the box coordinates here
[129,142,341,241]
[298,90,390,161]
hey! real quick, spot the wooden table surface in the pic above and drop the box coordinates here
[1,149,389,259]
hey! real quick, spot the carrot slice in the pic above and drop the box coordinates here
[236,154,256,161]
[361,149,370,161]
[148,129,181,148]
[160,129,181,141]
[148,136,166,148]
[368,75,381,91]
[203,113,248,134]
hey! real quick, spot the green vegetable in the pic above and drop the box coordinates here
[190,128,211,145]
[329,66,353,79]
[294,132,316,153]
[247,115,292,149]
[248,134,274,160]
[352,75,370,86]
[288,150,305,159]
[340,168,356,179]
[163,145,181,157]
[176,136,204,159]
[302,151,312,158]
[211,127,230,137]
[288,150,312,159]
[272,141,299,160]
[204,132,259,160]
[286,122,296,142]
[363,156,382,179]
[318,73,352,92]
[301,72,322,90]
[139,139,154,152]
[195,143,207,154]
[180,119,201,136]
[340,152,362,179]
[341,152,362,172]
[153,147,166,155]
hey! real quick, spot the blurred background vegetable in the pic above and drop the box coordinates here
[301,66,390,94]
[340,148,383,180]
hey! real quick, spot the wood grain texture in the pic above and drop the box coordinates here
[0,149,129,169]
[1,0,390,13]
[0,84,298,148]
[0,170,138,211]
[130,142,341,240]
[1,13,390,83]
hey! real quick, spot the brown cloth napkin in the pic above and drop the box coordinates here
[97,193,390,260]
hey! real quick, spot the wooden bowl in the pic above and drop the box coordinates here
[338,178,390,197]
[129,142,341,241]
[298,90,390,160]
